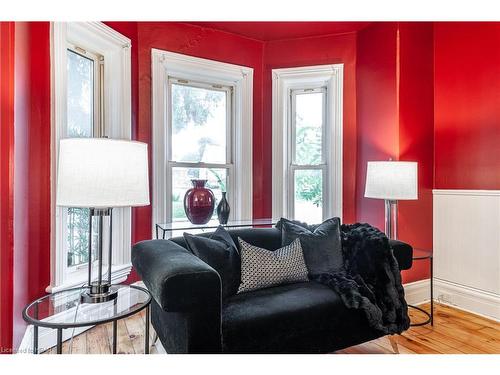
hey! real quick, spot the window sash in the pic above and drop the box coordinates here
[63,43,104,275]
[166,77,235,222]
[287,86,328,222]
[167,78,233,165]
[66,44,102,138]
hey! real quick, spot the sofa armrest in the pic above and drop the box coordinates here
[132,239,221,312]
[389,239,413,270]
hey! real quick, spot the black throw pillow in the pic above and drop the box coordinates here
[279,217,343,276]
[183,226,240,299]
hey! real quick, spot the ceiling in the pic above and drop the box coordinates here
[186,22,372,42]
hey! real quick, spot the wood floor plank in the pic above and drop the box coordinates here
[65,329,87,354]
[123,311,147,354]
[104,319,136,354]
[375,336,417,354]
[86,325,111,354]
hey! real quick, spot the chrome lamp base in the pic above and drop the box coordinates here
[384,199,398,240]
[80,282,119,304]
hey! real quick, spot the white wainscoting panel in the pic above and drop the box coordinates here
[433,189,500,320]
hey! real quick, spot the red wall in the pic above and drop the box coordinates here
[435,22,500,189]
[263,32,358,223]
[0,22,16,353]
[356,23,399,228]
[0,22,51,352]
[12,22,31,349]
[398,23,434,282]
[356,23,434,283]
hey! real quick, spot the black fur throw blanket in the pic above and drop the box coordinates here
[312,223,410,335]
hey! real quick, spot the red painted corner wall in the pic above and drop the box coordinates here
[435,22,500,189]
[356,23,434,283]
[398,23,434,283]
[0,22,51,352]
[263,32,358,223]
[0,21,16,353]
[355,23,399,229]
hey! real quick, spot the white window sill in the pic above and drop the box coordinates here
[45,263,132,294]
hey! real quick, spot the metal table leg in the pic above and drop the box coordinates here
[33,326,38,354]
[33,302,39,354]
[430,256,434,326]
[56,328,63,354]
[145,305,150,354]
[112,321,117,354]
[409,255,434,327]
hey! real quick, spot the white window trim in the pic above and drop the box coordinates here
[272,64,343,222]
[49,22,132,293]
[151,49,253,237]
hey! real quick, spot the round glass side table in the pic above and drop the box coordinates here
[23,284,152,354]
[408,248,433,326]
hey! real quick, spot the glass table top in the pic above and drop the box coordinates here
[412,248,433,260]
[156,218,277,231]
[23,285,151,329]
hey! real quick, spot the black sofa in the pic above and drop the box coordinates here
[132,227,413,353]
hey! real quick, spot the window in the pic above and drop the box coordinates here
[272,65,343,224]
[168,79,233,222]
[289,88,327,223]
[64,46,103,269]
[50,22,132,293]
[152,49,253,234]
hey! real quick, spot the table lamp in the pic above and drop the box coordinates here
[364,161,418,240]
[57,138,149,303]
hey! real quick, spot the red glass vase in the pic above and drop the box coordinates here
[183,179,215,224]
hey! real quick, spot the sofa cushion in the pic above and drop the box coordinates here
[280,217,344,276]
[237,238,309,293]
[222,281,359,352]
[183,226,240,299]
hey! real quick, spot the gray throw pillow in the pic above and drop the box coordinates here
[237,237,309,294]
[279,217,343,276]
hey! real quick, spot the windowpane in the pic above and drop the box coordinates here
[294,169,323,224]
[171,83,227,164]
[65,49,96,268]
[67,49,94,138]
[294,92,324,165]
[172,167,228,221]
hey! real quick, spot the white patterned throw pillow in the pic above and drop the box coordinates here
[237,237,309,293]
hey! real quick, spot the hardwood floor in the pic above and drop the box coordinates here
[42,302,500,354]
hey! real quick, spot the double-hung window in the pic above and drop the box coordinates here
[272,65,343,224]
[50,22,132,292]
[151,49,253,234]
[168,79,233,222]
[288,87,327,223]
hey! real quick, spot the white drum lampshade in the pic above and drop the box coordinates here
[56,138,150,208]
[364,161,418,201]
[364,161,418,240]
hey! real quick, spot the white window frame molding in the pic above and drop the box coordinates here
[151,49,253,237]
[272,64,343,222]
[49,22,132,293]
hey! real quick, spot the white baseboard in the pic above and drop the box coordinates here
[403,279,431,305]
[434,278,500,322]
